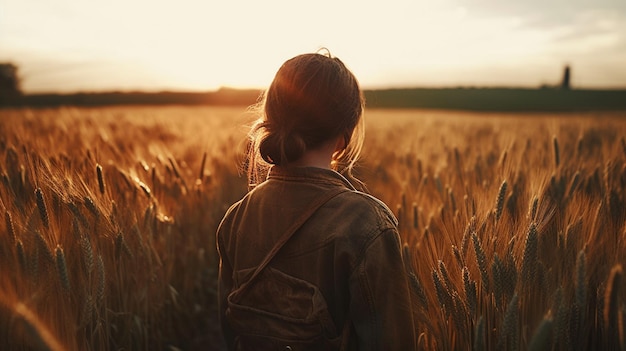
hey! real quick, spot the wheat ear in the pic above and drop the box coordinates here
[80,233,94,275]
[5,211,16,244]
[472,232,489,292]
[16,239,27,272]
[35,188,49,229]
[55,245,70,291]
[412,202,418,229]
[521,223,538,287]
[34,230,54,264]
[499,293,519,351]
[463,266,477,317]
[495,180,507,221]
[96,163,105,195]
[96,254,105,302]
[553,136,560,167]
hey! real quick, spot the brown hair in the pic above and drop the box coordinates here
[246,49,365,188]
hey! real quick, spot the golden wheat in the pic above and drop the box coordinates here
[0,107,624,350]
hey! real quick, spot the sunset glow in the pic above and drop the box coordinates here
[1,0,625,93]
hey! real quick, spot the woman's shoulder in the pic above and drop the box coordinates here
[323,190,399,260]
[334,190,398,229]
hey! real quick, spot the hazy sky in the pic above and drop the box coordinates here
[1,0,625,93]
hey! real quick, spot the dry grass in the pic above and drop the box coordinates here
[0,106,625,350]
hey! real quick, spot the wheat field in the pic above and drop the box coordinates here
[0,106,624,350]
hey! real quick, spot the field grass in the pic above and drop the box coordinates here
[0,106,625,350]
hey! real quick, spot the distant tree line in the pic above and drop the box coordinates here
[3,63,626,111]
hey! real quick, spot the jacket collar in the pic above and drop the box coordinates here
[267,166,357,190]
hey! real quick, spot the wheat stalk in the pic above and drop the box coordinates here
[138,180,152,198]
[451,290,468,336]
[552,287,571,347]
[499,293,519,351]
[528,317,553,351]
[408,272,428,309]
[30,240,39,280]
[96,254,105,303]
[619,306,626,350]
[68,201,90,231]
[13,302,67,351]
[448,188,457,214]
[553,136,560,167]
[575,250,587,317]
[530,196,538,221]
[503,246,517,302]
[55,245,70,291]
[568,171,581,199]
[16,239,27,272]
[438,260,454,292]
[34,230,54,264]
[472,231,489,293]
[495,180,507,221]
[432,269,446,311]
[605,264,623,346]
[460,217,475,258]
[463,266,477,317]
[521,223,538,287]
[131,222,147,255]
[492,253,505,309]
[412,202,418,229]
[83,196,99,218]
[80,232,94,275]
[108,200,118,227]
[35,188,49,229]
[474,316,485,351]
[432,269,454,317]
[168,157,182,179]
[198,151,207,181]
[96,164,105,195]
[452,245,464,269]
[5,211,16,244]
[115,232,133,259]
[80,295,94,328]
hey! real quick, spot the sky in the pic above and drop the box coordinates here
[1,0,625,93]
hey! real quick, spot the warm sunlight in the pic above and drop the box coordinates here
[1,2,626,350]
[1,0,625,92]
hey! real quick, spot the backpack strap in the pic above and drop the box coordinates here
[237,187,349,294]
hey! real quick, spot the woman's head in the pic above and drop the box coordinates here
[248,50,365,185]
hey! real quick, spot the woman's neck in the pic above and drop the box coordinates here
[287,139,337,169]
[288,149,332,169]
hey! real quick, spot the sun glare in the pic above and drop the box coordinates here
[1,0,625,92]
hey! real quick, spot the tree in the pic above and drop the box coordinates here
[560,65,571,90]
[0,63,22,105]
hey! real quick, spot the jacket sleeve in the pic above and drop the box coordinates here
[217,224,236,350]
[349,227,417,350]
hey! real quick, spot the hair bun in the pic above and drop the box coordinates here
[259,129,307,165]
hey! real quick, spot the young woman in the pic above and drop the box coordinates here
[217,50,416,350]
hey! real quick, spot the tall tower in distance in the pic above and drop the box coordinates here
[561,65,571,90]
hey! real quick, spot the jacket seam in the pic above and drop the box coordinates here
[358,258,378,349]
[351,227,396,350]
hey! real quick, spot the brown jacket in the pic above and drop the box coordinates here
[217,166,416,350]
